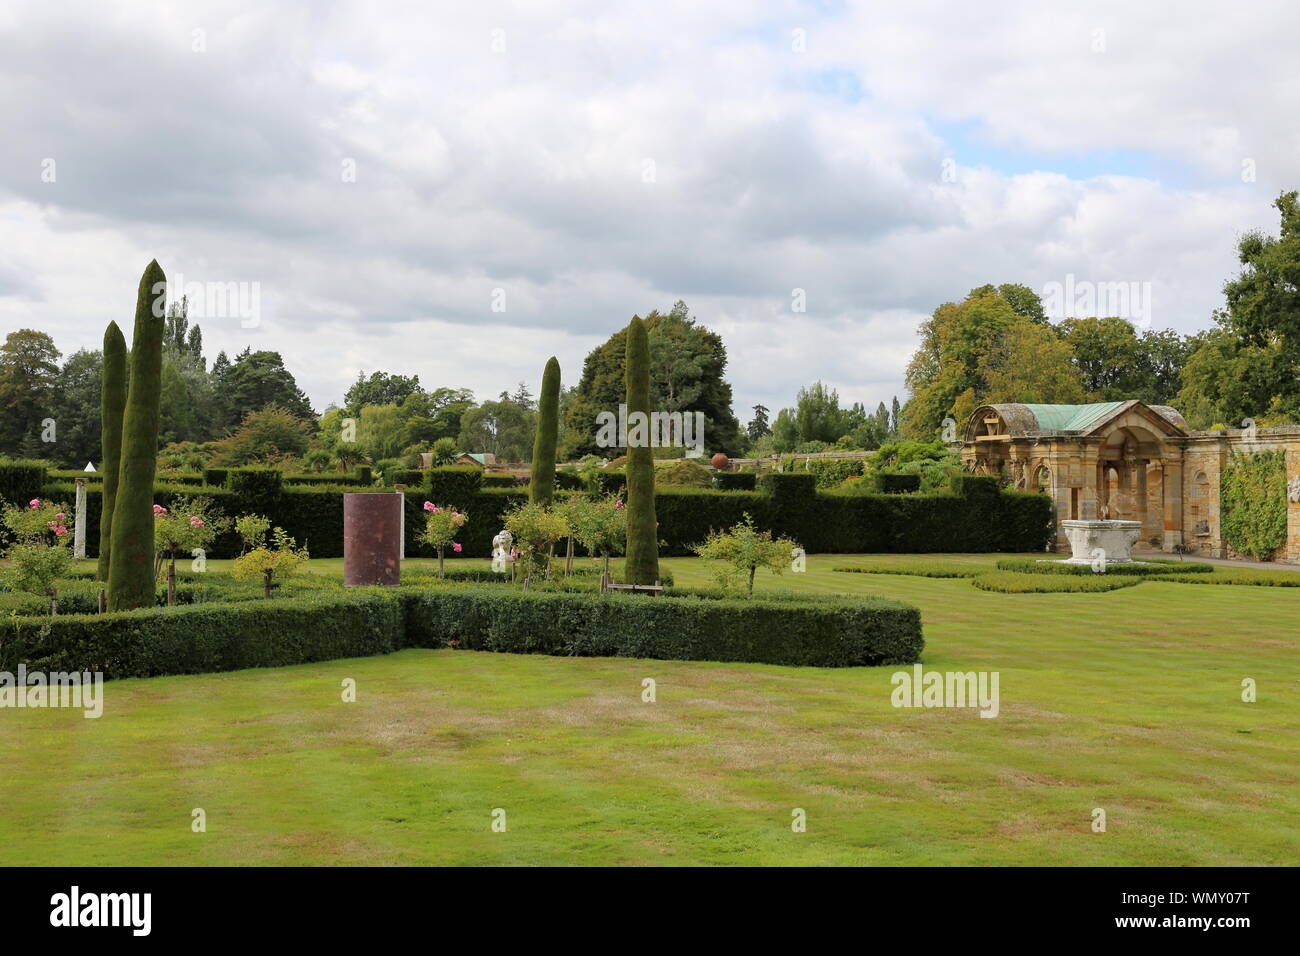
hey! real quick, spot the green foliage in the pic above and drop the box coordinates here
[778,455,866,489]
[0,590,402,679]
[234,513,271,551]
[1,498,74,599]
[214,349,315,432]
[994,557,1215,576]
[502,500,569,582]
[949,474,1001,498]
[713,472,756,491]
[224,466,284,501]
[561,301,743,459]
[403,587,922,667]
[693,513,799,595]
[833,562,979,578]
[98,322,127,582]
[0,329,61,452]
[655,458,713,487]
[559,494,626,564]
[623,316,660,584]
[972,571,1143,593]
[108,260,167,612]
[430,436,458,466]
[421,503,468,571]
[231,526,309,594]
[0,459,48,507]
[879,473,922,493]
[153,495,227,560]
[427,465,483,505]
[1221,450,1287,559]
[216,405,312,465]
[529,357,561,505]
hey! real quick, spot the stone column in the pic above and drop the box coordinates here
[1134,459,1148,544]
[73,478,87,559]
[1162,455,1183,550]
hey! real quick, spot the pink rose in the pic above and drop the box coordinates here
[452,542,463,553]
[423,501,435,512]
[153,504,167,516]
[190,516,204,528]
[29,499,40,510]
[55,512,65,520]
[614,499,625,510]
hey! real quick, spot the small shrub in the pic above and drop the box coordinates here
[694,513,800,596]
[231,526,309,596]
[502,501,569,586]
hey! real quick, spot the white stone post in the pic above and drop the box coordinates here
[73,478,88,559]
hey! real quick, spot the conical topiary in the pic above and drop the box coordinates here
[623,315,659,584]
[529,356,561,506]
[107,260,166,611]
[96,321,127,581]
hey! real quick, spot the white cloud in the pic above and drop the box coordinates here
[0,0,1295,423]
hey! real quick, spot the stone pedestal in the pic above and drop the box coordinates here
[343,493,403,587]
[73,478,87,559]
[1059,519,1142,564]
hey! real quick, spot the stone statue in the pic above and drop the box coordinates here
[491,530,514,573]
[1288,476,1300,504]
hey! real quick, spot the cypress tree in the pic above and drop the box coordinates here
[529,357,561,506]
[107,260,166,611]
[96,321,127,581]
[623,316,659,584]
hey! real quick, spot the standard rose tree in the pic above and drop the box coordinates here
[422,502,467,578]
[0,498,76,614]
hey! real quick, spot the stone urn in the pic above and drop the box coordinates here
[711,453,729,471]
[1059,519,1142,565]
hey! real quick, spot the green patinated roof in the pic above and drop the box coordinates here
[1020,402,1126,432]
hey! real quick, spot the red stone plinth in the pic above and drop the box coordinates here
[344,493,403,587]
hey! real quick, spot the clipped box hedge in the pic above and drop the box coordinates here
[878,473,921,493]
[713,472,756,491]
[0,590,404,678]
[401,587,923,668]
[0,582,922,677]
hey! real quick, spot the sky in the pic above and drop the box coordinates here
[1,0,1297,423]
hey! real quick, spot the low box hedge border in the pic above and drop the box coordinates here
[0,584,923,678]
[995,558,1216,576]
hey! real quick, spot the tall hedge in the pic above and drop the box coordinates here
[529,356,561,505]
[623,316,659,584]
[97,321,127,581]
[46,474,1056,561]
[107,260,166,612]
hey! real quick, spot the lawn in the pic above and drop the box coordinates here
[0,553,1296,866]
